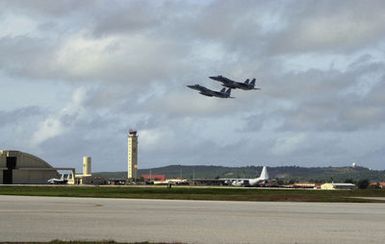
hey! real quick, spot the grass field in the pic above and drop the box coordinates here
[0,185,385,203]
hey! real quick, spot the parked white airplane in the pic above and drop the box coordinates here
[153,178,189,185]
[47,173,69,184]
[223,166,269,187]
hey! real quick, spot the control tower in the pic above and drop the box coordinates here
[128,129,138,180]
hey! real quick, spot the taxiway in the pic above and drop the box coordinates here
[0,195,384,243]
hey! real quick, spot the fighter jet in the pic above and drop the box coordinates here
[209,75,260,90]
[47,173,69,184]
[187,84,233,98]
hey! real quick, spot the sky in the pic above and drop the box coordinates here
[0,0,385,171]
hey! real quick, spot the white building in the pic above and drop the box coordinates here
[321,183,356,190]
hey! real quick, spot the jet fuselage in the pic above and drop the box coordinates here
[187,84,233,98]
[209,75,260,90]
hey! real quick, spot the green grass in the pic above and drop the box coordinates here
[0,185,385,203]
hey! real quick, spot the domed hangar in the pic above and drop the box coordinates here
[0,150,59,184]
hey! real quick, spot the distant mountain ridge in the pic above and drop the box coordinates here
[94,165,385,182]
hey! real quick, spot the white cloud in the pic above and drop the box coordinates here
[56,34,117,79]
[0,14,39,38]
[272,133,307,156]
[31,87,87,146]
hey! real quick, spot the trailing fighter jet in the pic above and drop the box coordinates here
[187,84,234,98]
[209,75,260,90]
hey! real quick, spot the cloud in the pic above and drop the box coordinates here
[272,133,306,155]
[0,106,42,125]
[31,87,87,145]
[267,0,385,54]
[0,106,46,151]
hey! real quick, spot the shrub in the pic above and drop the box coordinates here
[357,179,369,189]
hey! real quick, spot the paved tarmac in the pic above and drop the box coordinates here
[0,195,384,243]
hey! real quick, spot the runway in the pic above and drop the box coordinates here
[0,195,384,243]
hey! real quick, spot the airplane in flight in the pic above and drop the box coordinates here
[187,84,234,98]
[221,166,269,187]
[209,75,261,90]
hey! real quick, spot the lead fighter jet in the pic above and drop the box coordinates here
[187,84,233,98]
[209,75,260,90]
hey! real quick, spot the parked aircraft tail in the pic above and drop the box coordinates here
[220,88,226,93]
[259,166,269,180]
[244,79,250,84]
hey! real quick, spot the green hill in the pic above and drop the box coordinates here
[94,165,385,183]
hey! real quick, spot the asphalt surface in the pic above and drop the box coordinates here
[0,196,384,243]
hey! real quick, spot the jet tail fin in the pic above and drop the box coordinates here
[244,79,250,84]
[250,78,256,87]
[259,166,269,180]
[220,88,226,93]
[225,88,232,96]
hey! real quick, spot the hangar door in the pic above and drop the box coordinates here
[3,157,16,184]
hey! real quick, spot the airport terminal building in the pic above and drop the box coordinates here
[0,150,59,184]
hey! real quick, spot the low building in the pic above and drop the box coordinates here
[293,183,317,189]
[321,183,356,190]
[141,174,166,181]
[369,182,385,189]
[0,150,59,184]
